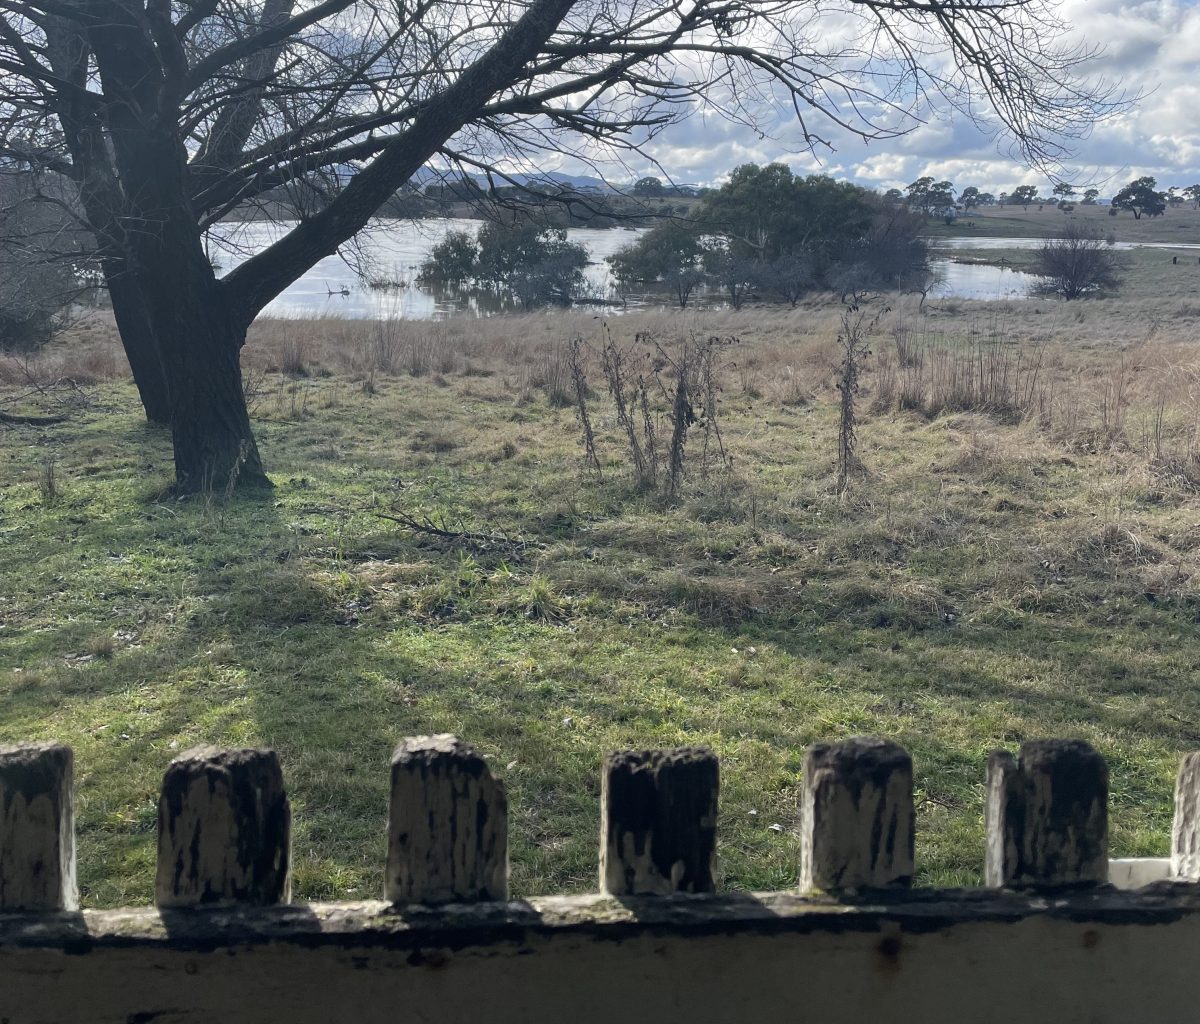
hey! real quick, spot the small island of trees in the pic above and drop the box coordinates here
[419,222,590,309]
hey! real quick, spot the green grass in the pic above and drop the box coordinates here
[926,204,1200,244]
[1,325,1198,907]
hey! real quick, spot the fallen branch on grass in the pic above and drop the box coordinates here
[374,507,536,554]
[0,409,68,425]
[0,365,101,425]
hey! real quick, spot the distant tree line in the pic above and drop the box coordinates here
[219,166,1200,248]
[410,177,699,229]
[883,174,1200,218]
[418,162,1200,312]
[418,163,933,310]
[418,161,1196,310]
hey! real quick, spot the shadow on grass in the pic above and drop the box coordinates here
[2,377,1195,903]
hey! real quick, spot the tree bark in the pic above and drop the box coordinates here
[110,185,267,492]
[156,302,267,494]
[88,3,270,494]
[43,15,171,426]
[102,261,172,425]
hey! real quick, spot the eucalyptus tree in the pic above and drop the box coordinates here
[0,0,1124,491]
[1011,184,1039,207]
[607,218,706,307]
[905,176,955,216]
[1112,177,1166,219]
[702,164,875,264]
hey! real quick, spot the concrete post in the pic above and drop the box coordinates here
[600,747,719,896]
[386,735,508,905]
[0,742,76,911]
[155,747,291,907]
[985,739,1108,888]
[799,737,914,893]
[1171,752,1200,879]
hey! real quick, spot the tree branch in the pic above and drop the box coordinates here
[222,0,578,322]
[183,0,355,94]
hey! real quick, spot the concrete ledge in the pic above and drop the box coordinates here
[5,887,1200,950]
[5,889,1200,1023]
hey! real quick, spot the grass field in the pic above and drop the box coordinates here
[926,203,1200,244]
[2,296,1198,907]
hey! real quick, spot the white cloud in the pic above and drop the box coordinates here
[576,0,1200,195]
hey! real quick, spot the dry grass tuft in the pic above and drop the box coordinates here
[1075,523,1164,569]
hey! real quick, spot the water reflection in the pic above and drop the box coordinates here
[212,218,643,320]
[210,220,1057,319]
[927,259,1043,301]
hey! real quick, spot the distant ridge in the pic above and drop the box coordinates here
[409,167,613,193]
[408,169,702,195]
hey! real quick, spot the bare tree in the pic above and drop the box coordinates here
[0,0,1125,491]
[0,166,84,348]
[1033,224,1123,300]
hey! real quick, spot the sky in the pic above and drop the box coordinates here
[619,0,1200,197]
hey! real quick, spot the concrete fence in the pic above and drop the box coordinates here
[2,735,1200,1022]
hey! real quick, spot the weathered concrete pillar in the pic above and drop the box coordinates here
[1171,752,1200,879]
[386,735,508,905]
[155,747,291,907]
[799,737,914,893]
[985,739,1108,888]
[600,747,719,895]
[0,742,76,912]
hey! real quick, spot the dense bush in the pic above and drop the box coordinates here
[1032,224,1124,300]
[607,219,707,308]
[418,220,588,308]
[606,163,930,307]
[418,230,478,284]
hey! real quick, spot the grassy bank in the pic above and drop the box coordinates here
[926,204,1200,244]
[1,303,1198,906]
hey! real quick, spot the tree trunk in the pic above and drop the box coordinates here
[159,305,268,494]
[103,262,172,425]
[41,17,170,425]
[87,7,269,495]
[126,218,268,493]
[110,205,268,495]
[76,0,580,494]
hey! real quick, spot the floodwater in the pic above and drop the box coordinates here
[212,218,643,319]
[926,234,1200,302]
[926,259,1043,301]
[210,220,1055,319]
[936,236,1200,252]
